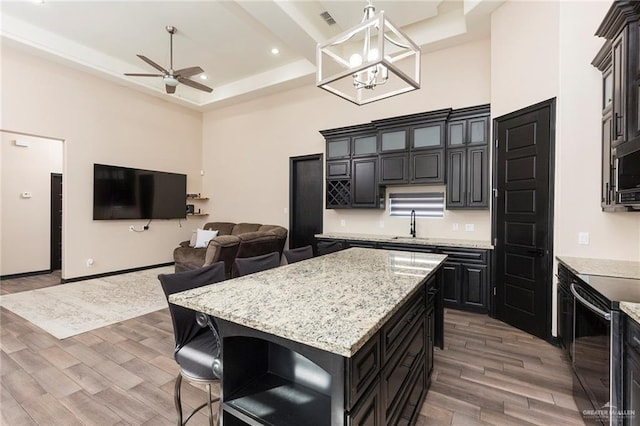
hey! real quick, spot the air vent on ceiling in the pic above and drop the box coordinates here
[320,11,336,26]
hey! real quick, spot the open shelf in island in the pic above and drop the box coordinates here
[223,372,331,426]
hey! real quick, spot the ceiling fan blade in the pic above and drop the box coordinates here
[174,66,204,78]
[165,84,177,94]
[137,54,168,73]
[178,77,213,93]
[124,73,164,77]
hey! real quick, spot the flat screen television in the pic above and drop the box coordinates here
[93,163,186,220]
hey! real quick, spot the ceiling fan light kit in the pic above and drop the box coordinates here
[316,0,421,106]
[124,25,213,95]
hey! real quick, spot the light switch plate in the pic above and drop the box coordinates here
[452,223,459,231]
[465,224,475,232]
[340,219,346,227]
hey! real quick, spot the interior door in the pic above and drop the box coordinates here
[289,154,323,250]
[493,99,555,340]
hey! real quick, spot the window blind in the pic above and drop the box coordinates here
[389,192,444,218]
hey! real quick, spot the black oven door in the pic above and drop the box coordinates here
[571,282,611,425]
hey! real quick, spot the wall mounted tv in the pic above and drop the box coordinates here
[93,163,186,220]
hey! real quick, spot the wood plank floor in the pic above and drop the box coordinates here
[1,273,585,425]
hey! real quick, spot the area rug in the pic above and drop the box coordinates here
[0,266,173,339]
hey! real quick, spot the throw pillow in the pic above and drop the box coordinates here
[194,229,219,248]
[189,229,198,247]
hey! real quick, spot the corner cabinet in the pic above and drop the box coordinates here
[446,105,490,209]
[593,2,640,211]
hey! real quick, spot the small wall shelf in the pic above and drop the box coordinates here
[186,195,209,216]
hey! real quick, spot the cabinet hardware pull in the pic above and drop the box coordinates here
[614,113,623,138]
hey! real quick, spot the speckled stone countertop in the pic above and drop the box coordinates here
[621,302,640,325]
[316,232,493,250]
[556,256,640,280]
[169,248,447,358]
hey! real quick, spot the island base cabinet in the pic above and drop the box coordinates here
[216,273,440,426]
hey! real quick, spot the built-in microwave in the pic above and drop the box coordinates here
[617,148,640,205]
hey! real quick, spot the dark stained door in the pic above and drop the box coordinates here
[494,99,555,340]
[290,154,323,250]
[50,173,62,271]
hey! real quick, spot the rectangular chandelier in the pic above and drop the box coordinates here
[316,4,421,106]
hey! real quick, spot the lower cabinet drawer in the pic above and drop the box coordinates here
[381,319,426,423]
[349,379,382,426]
[347,332,381,410]
[381,290,425,361]
[393,358,427,426]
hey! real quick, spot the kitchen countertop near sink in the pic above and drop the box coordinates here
[316,232,493,250]
[556,256,640,280]
[621,302,640,324]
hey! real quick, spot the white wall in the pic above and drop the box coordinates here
[556,1,640,261]
[1,132,63,275]
[1,46,205,279]
[491,0,640,262]
[203,39,493,241]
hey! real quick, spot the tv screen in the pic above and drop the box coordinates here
[93,164,187,220]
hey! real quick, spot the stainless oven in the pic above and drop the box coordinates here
[562,267,640,426]
[571,280,613,425]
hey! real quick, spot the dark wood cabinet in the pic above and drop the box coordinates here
[352,157,382,208]
[445,106,490,210]
[321,124,381,209]
[623,314,640,426]
[556,264,574,357]
[321,105,490,210]
[439,247,490,313]
[446,149,465,208]
[410,150,444,184]
[327,160,350,178]
[380,153,409,185]
[593,2,640,211]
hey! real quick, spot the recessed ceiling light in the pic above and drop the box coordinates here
[199,75,207,80]
[271,48,280,55]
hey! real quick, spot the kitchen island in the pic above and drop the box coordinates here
[170,247,447,426]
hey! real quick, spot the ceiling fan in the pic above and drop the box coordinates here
[124,26,213,94]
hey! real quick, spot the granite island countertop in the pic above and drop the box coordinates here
[169,248,447,358]
[316,232,493,250]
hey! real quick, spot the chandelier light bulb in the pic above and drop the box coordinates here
[350,54,363,68]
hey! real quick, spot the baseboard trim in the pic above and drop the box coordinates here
[1,269,54,280]
[61,262,175,283]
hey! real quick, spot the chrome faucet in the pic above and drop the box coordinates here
[410,209,416,238]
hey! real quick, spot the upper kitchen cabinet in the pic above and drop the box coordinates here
[321,123,384,209]
[373,109,451,186]
[592,1,640,211]
[593,1,640,154]
[446,105,490,209]
[447,106,489,148]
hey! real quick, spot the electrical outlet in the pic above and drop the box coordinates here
[340,219,346,227]
[379,220,385,228]
[129,225,135,232]
[452,223,459,231]
[465,224,475,232]
[578,232,590,245]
